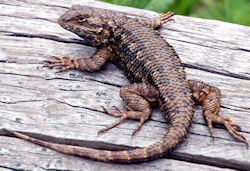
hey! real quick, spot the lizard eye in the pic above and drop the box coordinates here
[78,17,87,23]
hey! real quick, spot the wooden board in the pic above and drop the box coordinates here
[0,0,249,170]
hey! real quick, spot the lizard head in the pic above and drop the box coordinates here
[58,5,112,46]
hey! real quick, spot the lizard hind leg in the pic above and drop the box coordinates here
[188,80,248,147]
[99,83,159,136]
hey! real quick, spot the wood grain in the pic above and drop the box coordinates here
[0,0,249,170]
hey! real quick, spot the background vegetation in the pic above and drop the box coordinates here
[100,0,250,26]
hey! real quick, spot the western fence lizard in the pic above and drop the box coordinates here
[4,5,248,163]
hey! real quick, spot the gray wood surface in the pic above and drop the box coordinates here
[0,0,249,170]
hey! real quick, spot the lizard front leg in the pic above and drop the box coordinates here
[150,11,175,29]
[100,83,159,136]
[44,46,111,73]
[188,79,248,146]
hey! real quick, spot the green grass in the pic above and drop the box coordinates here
[100,0,250,26]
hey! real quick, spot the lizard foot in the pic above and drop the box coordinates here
[99,106,149,136]
[159,11,175,25]
[43,56,76,73]
[206,115,248,147]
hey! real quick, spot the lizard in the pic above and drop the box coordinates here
[4,5,248,163]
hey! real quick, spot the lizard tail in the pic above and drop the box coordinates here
[3,106,193,163]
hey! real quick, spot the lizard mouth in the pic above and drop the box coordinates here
[57,14,69,28]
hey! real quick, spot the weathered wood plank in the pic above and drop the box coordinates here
[1,137,234,171]
[0,0,249,170]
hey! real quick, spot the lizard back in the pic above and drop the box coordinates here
[111,15,194,122]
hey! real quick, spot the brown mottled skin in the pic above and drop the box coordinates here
[5,5,248,163]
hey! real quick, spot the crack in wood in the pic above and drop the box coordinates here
[0,129,134,151]
[183,63,250,80]
[0,14,54,23]
[162,28,250,53]
[0,99,45,105]
[2,30,249,81]
[4,32,91,46]
[0,165,19,171]
[168,152,250,171]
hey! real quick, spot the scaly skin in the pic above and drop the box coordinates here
[4,5,248,163]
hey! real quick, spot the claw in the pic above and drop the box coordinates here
[98,116,126,134]
[43,56,75,73]
[206,118,215,142]
[125,105,133,111]
[231,123,241,130]
[160,11,175,25]
[113,106,124,114]
[101,106,123,117]
[98,106,127,134]
[224,121,249,147]
[131,117,147,136]
[55,65,74,73]
[206,115,248,147]
[52,55,63,60]
[100,105,149,136]
[43,63,64,68]
[224,118,241,130]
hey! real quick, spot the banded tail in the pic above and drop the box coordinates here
[3,96,193,163]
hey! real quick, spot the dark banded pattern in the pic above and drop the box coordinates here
[6,5,247,164]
